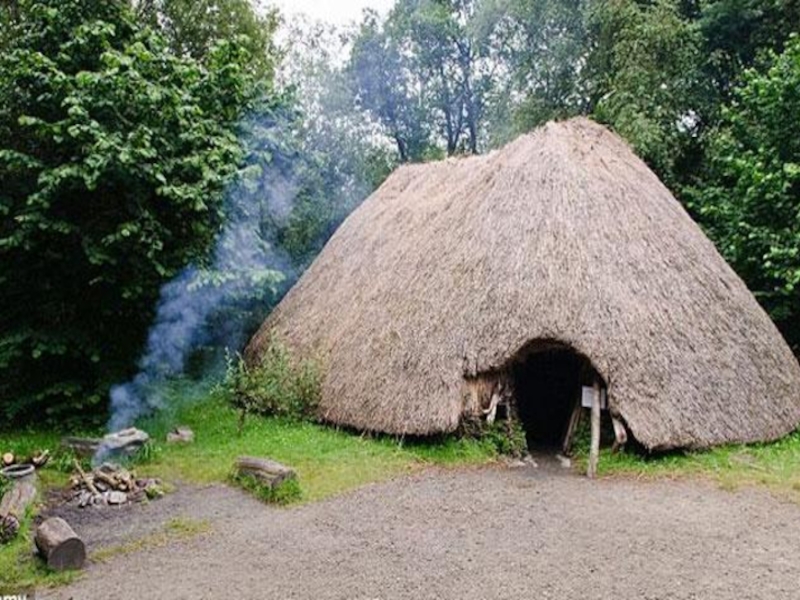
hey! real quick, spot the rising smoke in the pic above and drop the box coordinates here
[106,116,300,433]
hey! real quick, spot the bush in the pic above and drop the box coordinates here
[222,338,321,426]
[0,0,262,424]
[458,414,528,458]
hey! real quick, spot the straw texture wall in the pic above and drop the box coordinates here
[246,118,800,450]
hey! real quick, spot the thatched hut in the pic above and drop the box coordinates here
[246,118,800,451]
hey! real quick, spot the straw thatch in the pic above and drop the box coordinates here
[246,117,800,450]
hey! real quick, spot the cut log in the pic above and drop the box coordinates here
[587,381,601,479]
[97,428,149,457]
[0,481,36,519]
[31,449,51,469]
[0,481,37,543]
[62,437,101,458]
[64,428,149,459]
[73,460,100,496]
[2,452,14,467]
[35,517,86,571]
[234,456,296,489]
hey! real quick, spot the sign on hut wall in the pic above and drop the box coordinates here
[581,386,607,409]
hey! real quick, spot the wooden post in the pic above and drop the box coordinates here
[587,381,601,478]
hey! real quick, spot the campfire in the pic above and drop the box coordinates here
[69,460,162,508]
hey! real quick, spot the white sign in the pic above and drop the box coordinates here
[581,386,607,409]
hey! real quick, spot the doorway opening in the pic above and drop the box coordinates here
[511,342,597,450]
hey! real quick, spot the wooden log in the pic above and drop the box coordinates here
[587,381,601,479]
[611,416,628,454]
[234,456,296,489]
[73,460,100,496]
[31,449,50,469]
[35,517,86,571]
[1,452,14,467]
[0,481,36,519]
[62,437,101,458]
[0,481,37,543]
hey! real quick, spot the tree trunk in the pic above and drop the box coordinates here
[35,517,86,571]
[234,457,296,489]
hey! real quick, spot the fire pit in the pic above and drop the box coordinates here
[69,460,162,508]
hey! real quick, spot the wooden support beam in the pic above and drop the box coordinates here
[587,381,601,478]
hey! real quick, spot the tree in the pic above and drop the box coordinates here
[477,0,589,142]
[0,0,269,423]
[586,0,704,184]
[699,0,800,98]
[689,35,800,349]
[278,16,396,263]
[348,9,433,162]
[135,0,280,79]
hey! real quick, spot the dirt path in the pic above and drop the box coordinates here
[43,465,800,600]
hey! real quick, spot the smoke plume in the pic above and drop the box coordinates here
[106,117,298,433]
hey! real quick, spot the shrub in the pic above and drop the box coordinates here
[222,338,321,427]
[458,414,528,458]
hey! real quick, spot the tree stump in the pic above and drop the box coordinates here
[35,517,86,571]
[234,457,296,489]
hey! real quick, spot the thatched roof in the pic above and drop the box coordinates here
[246,117,800,450]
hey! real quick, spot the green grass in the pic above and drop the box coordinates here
[136,390,498,502]
[0,386,498,591]
[3,385,800,591]
[574,429,800,501]
[0,503,77,592]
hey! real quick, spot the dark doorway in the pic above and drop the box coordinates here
[512,345,589,449]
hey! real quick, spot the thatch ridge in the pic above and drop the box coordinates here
[246,117,800,450]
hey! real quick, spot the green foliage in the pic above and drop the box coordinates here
[0,0,268,424]
[587,0,704,183]
[222,340,321,423]
[136,0,281,80]
[482,0,589,141]
[690,35,800,348]
[348,9,434,161]
[230,471,302,504]
[458,414,528,457]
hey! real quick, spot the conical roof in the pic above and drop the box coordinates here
[246,118,800,450]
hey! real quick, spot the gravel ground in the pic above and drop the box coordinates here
[42,464,800,600]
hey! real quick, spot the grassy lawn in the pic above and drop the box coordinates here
[577,429,800,502]
[0,387,498,591]
[2,387,799,591]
